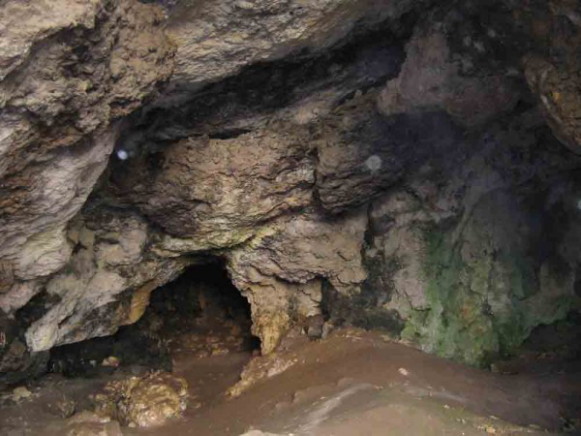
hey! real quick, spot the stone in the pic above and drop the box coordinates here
[1,0,581,381]
[66,411,122,436]
[362,108,581,366]
[315,92,461,213]
[101,356,120,368]
[398,368,409,377]
[378,28,519,127]
[113,124,315,244]
[227,211,367,353]
[10,386,32,402]
[228,353,297,398]
[164,0,417,97]
[517,0,581,152]
[305,314,325,340]
[0,0,175,307]
[24,209,189,352]
[94,372,189,428]
[524,56,581,153]
[46,395,77,419]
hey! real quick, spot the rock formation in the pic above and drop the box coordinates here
[1,0,581,384]
[94,372,188,428]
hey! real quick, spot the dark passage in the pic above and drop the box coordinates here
[49,261,259,377]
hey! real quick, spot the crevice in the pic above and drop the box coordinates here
[208,128,252,140]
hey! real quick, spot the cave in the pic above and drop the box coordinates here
[1,0,581,435]
[47,261,259,378]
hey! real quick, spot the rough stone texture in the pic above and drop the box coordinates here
[163,0,418,99]
[24,209,189,352]
[112,123,316,244]
[524,56,581,153]
[1,0,581,381]
[378,29,519,127]
[0,0,99,81]
[517,0,581,152]
[227,349,297,398]
[315,91,460,213]
[109,86,385,353]
[94,372,188,427]
[0,0,175,300]
[65,411,123,436]
[227,211,367,352]
[362,109,581,365]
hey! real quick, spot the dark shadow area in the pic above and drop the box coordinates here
[48,260,259,378]
[112,11,412,158]
[493,311,581,376]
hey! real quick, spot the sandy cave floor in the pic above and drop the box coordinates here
[0,329,580,436]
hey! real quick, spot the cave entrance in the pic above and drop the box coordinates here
[145,260,260,355]
[49,260,259,377]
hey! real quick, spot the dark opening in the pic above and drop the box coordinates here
[49,261,259,377]
[574,270,581,298]
[493,311,581,376]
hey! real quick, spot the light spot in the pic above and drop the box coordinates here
[116,149,129,160]
[365,155,382,172]
[576,199,581,210]
[474,41,486,53]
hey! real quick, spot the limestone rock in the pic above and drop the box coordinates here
[66,411,122,436]
[0,0,175,297]
[524,56,581,153]
[25,209,189,352]
[164,0,417,96]
[1,0,581,380]
[315,92,461,213]
[518,0,581,152]
[363,110,581,365]
[305,314,326,340]
[378,29,519,127]
[113,124,315,243]
[227,212,367,352]
[9,386,33,402]
[228,353,297,398]
[94,372,189,428]
[46,394,77,419]
[229,213,367,292]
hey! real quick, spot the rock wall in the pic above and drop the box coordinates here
[0,0,175,312]
[364,109,581,365]
[1,0,581,383]
[0,0,176,382]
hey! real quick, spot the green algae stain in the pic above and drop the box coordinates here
[400,224,577,367]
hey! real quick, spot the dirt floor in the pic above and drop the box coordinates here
[1,328,580,436]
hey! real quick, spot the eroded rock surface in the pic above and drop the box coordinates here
[360,109,581,365]
[519,0,581,152]
[227,211,368,352]
[65,411,122,436]
[1,0,581,385]
[24,208,189,353]
[163,0,418,98]
[94,372,188,428]
[112,124,316,243]
[0,0,175,310]
[378,29,519,126]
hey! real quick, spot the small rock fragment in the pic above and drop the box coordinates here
[66,411,122,436]
[305,314,325,340]
[11,386,32,402]
[46,395,76,418]
[398,367,410,376]
[101,356,120,368]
